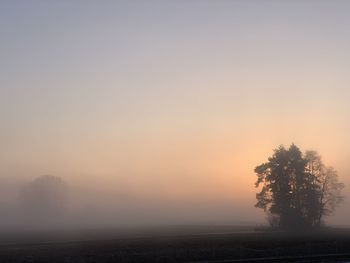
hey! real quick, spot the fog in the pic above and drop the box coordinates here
[1,1,350,232]
[0,174,262,230]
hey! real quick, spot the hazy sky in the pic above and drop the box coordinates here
[1,1,350,225]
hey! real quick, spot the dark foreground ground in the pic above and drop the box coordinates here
[1,226,350,262]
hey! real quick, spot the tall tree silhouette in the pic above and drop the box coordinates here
[304,151,344,226]
[255,144,344,229]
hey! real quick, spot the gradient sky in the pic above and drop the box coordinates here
[1,1,350,225]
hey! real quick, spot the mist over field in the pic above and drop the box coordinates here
[1,1,350,232]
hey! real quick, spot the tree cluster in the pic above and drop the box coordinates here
[18,175,69,223]
[255,144,344,229]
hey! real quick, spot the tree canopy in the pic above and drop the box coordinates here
[255,144,344,229]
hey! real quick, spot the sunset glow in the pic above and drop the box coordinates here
[1,1,350,226]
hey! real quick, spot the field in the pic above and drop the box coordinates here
[1,226,350,262]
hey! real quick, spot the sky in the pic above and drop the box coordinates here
[1,0,350,225]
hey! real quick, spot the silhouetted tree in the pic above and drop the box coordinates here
[255,144,344,229]
[304,151,344,226]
